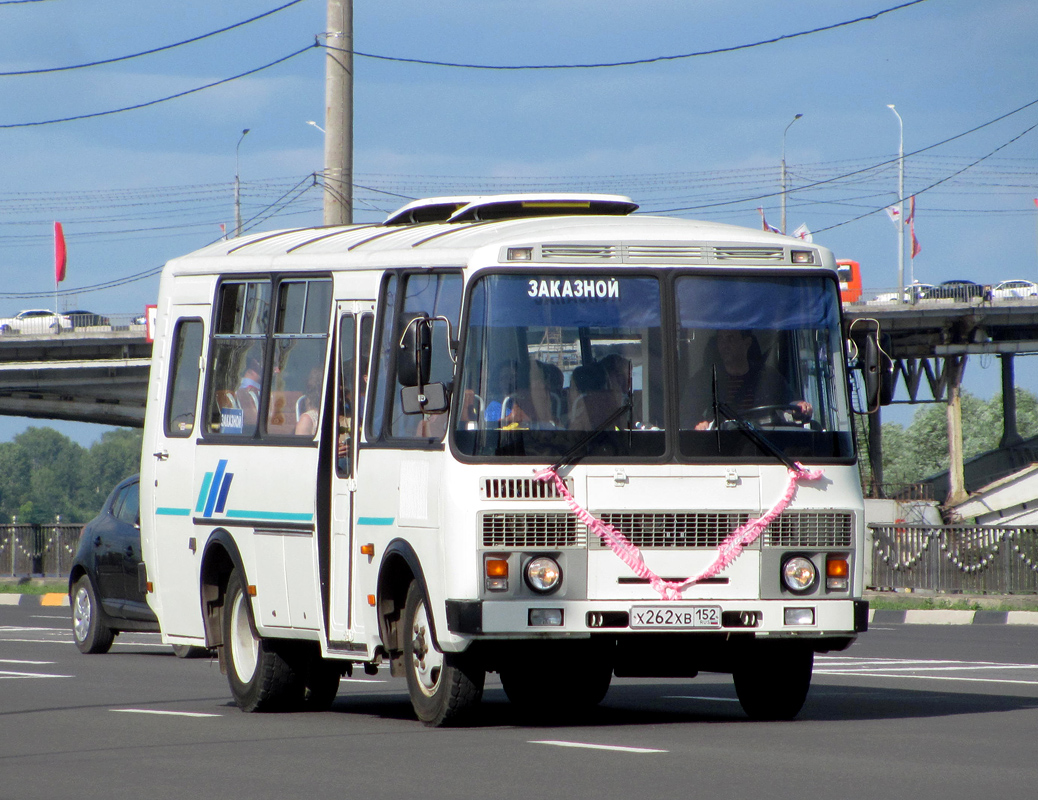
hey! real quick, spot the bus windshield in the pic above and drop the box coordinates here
[452,271,853,462]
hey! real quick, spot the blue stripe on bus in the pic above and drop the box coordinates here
[156,507,191,516]
[214,472,233,514]
[357,517,394,526]
[224,510,314,522]
[195,472,213,513]
[202,459,228,518]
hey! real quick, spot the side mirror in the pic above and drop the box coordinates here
[400,383,450,415]
[397,314,432,388]
[863,332,894,408]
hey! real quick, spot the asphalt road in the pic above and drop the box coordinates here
[2,605,1037,800]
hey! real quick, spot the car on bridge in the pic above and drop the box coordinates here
[0,309,72,334]
[65,309,111,328]
[992,279,1038,300]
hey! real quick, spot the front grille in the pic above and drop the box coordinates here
[590,512,752,549]
[540,244,620,261]
[586,510,853,549]
[481,477,570,500]
[764,512,854,548]
[481,512,586,548]
[712,246,785,262]
[625,244,707,262]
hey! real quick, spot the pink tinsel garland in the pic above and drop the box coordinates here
[535,464,824,601]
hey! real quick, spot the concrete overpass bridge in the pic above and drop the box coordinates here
[0,316,150,427]
[2,298,1037,504]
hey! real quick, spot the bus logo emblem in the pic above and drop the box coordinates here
[196,459,234,518]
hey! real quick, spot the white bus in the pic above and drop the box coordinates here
[140,193,869,725]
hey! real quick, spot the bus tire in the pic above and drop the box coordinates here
[403,581,484,726]
[223,568,302,712]
[733,643,813,721]
[301,659,341,711]
[500,643,613,714]
[71,575,115,655]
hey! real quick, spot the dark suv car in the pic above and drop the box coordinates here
[68,475,156,653]
[68,476,208,657]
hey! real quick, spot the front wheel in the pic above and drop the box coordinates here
[222,569,302,712]
[403,581,484,726]
[499,640,613,717]
[71,575,114,654]
[733,643,814,721]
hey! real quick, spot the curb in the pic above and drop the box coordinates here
[0,593,69,607]
[870,608,1038,626]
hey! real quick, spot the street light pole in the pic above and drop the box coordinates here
[234,128,250,238]
[888,104,905,302]
[781,113,803,236]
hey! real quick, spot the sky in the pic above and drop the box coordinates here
[1,0,1036,444]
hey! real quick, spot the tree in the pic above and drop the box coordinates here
[0,426,143,523]
[878,389,1038,487]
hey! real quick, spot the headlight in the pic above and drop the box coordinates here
[782,556,817,593]
[525,556,562,593]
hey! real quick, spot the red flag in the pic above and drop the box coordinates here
[54,222,67,283]
[757,207,780,235]
[906,196,921,258]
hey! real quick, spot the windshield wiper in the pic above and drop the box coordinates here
[710,368,798,471]
[550,398,632,473]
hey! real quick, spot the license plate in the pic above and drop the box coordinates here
[630,605,722,629]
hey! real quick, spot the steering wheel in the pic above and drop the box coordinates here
[742,404,809,426]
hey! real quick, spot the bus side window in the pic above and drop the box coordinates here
[205,280,271,437]
[268,279,332,437]
[370,272,462,442]
[164,319,204,438]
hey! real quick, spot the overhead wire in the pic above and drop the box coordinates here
[0,0,307,77]
[0,44,317,128]
[327,0,930,70]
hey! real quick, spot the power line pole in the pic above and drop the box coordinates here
[323,0,353,225]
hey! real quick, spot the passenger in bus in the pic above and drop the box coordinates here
[483,359,536,426]
[692,329,811,429]
[567,362,615,430]
[294,366,323,436]
[528,360,564,426]
[600,353,632,406]
[235,350,264,426]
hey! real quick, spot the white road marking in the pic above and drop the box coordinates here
[530,740,667,754]
[0,658,54,665]
[0,670,73,679]
[113,709,221,718]
[662,695,740,702]
[813,655,1038,686]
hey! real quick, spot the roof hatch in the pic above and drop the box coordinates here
[383,193,638,225]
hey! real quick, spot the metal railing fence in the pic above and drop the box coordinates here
[0,524,83,578]
[871,524,1038,594]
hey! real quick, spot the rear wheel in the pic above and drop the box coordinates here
[733,643,814,721]
[71,575,114,654]
[403,581,484,726]
[223,569,302,712]
[301,657,342,711]
[171,644,211,659]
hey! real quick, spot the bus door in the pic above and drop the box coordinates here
[326,303,374,645]
[149,307,207,639]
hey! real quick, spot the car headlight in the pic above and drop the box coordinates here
[525,556,562,593]
[782,556,817,593]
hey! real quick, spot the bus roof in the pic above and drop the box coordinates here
[164,199,836,276]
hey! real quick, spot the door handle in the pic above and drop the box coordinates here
[153,450,169,461]
[93,536,102,547]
